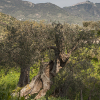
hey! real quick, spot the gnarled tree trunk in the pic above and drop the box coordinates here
[13,40,78,99]
[17,55,69,99]
[18,60,55,99]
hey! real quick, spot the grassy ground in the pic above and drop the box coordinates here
[0,59,99,100]
[0,66,69,100]
[0,67,20,100]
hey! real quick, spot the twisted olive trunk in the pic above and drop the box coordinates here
[15,44,78,99]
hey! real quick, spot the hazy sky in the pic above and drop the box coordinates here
[23,0,100,8]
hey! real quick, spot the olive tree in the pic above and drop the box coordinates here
[17,22,99,99]
[1,20,99,99]
[3,21,48,87]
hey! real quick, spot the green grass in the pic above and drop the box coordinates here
[0,65,70,100]
[0,57,100,100]
[0,67,20,100]
[37,96,69,100]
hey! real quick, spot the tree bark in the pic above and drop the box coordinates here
[16,60,54,99]
[17,56,66,99]
[80,90,83,100]
[18,65,30,87]
[88,96,91,100]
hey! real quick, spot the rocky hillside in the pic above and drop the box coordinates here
[0,0,68,21]
[0,0,100,25]
[63,1,100,21]
[0,0,83,24]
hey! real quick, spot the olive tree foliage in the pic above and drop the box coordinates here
[1,20,50,87]
[16,22,100,100]
[1,20,100,99]
[47,53,98,100]
[45,22,100,100]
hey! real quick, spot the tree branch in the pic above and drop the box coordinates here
[60,42,79,67]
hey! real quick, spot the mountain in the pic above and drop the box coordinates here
[0,0,100,25]
[0,0,83,24]
[0,0,68,22]
[63,1,100,21]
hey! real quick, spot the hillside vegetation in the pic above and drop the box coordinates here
[1,0,100,25]
[0,12,17,41]
[63,1,100,21]
[0,13,100,100]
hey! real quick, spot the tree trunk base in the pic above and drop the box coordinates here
[18,66,30,87]
[18,60,56,99]
[12,57,64,99]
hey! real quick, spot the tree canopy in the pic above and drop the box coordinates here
[0,20,100,100]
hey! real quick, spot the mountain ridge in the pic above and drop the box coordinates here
[0,0,100,25]
[63,1,100,21]
[71,1,94,6]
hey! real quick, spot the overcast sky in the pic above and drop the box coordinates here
[23,0,100,8]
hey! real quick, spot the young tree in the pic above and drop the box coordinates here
[3,20,48,87]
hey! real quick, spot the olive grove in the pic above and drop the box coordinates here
[0,21,100,100]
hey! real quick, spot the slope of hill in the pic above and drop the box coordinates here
[0,0,68,21]
[0,12,17,25]
[0,12,17,41]
[63,1,100,21]
[0,0,83,24]
[1,0,100,25]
